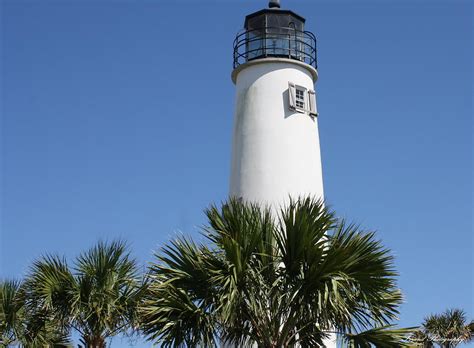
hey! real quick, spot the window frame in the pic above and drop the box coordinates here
[288,82,318,117]
[288,82,307,113]
[295,87,306,110]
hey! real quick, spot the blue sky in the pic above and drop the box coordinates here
[1,0,472,346]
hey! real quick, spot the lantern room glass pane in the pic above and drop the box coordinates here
[265,31,288,57]
[246,29,265,60]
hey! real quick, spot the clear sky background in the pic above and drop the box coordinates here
[1,0,472,346]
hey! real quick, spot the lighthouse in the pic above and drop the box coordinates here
[229,2,336,345]
[230,0,324,208]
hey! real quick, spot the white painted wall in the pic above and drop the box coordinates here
[230,59,324,207]
[229,58,336,348]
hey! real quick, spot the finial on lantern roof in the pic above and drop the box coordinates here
[269,0,280,9]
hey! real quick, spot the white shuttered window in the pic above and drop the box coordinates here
[288,82,318,117]
[288,82,307,112]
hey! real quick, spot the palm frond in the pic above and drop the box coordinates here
[205,198,275,279]
[73,240,141,339]
[25,255,75,326]
[325,220,403,329]
[141,237,218,347]
[141,283,217,347]
[1,278,72,347]
[141,197,411,347]
[275,197,334,279]
[342,325,416,347]
[422,308,473,346]
[0,279,24,346]
[25,241,142,345]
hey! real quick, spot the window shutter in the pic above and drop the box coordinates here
[288,82,296,110]
[308,90,318,117]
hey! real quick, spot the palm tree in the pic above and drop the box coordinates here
[25,240,144,348]
[1,280,23,346]
[140,197,413,347]
[411,309,474,347]
[409,330,434,347]
[0,279,69,347]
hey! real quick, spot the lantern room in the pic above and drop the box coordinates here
[233,0,317,69]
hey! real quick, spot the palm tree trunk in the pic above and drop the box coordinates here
[82,335,106,348]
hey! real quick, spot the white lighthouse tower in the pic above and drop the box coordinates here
[230,0,324,208]
[229,2,336,346]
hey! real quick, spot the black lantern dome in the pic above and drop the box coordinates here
[233,1,317,69]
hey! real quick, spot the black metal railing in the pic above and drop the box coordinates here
[233,27,317,69]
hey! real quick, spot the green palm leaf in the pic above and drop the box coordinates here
[418,308,474,347]
[25,240,143,347]
[141,197,412,347]
[342,325,415,347]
